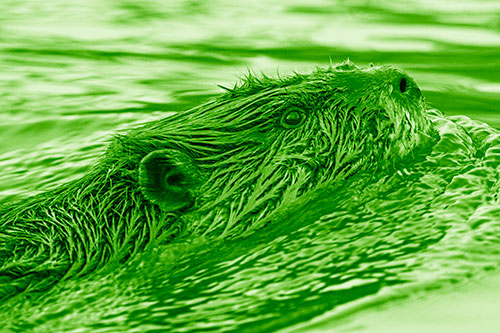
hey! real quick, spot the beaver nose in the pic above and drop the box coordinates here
[395,76,421,98]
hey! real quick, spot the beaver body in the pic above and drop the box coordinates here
[0,61,430,299]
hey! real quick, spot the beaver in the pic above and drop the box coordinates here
[0,60,430,300]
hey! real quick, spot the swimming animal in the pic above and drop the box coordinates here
[0,60,431,300]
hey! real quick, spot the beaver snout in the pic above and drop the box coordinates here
[394,75,421,98]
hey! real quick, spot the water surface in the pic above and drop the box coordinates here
[0,0,499,331]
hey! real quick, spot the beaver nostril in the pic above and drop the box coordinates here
[399,77,407,93]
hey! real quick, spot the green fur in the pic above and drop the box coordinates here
[0,61,431,300]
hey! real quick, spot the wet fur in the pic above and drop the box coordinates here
[0,61,430,300]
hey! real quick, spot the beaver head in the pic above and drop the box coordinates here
[106,60,429,236]
[0,61,430,298]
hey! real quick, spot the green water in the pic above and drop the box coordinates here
[0,0,499,331]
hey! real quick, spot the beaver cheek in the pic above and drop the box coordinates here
[138,149,201,212]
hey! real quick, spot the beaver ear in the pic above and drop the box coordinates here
[138,149,200,212]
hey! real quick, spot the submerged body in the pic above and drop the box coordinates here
[0,61,431,300]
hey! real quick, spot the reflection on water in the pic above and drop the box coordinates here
[0,0,499,331]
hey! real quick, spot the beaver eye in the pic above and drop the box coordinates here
[281,108,305,128]
[399,77,407,93]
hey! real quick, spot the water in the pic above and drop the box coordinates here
[0,0,499,331]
